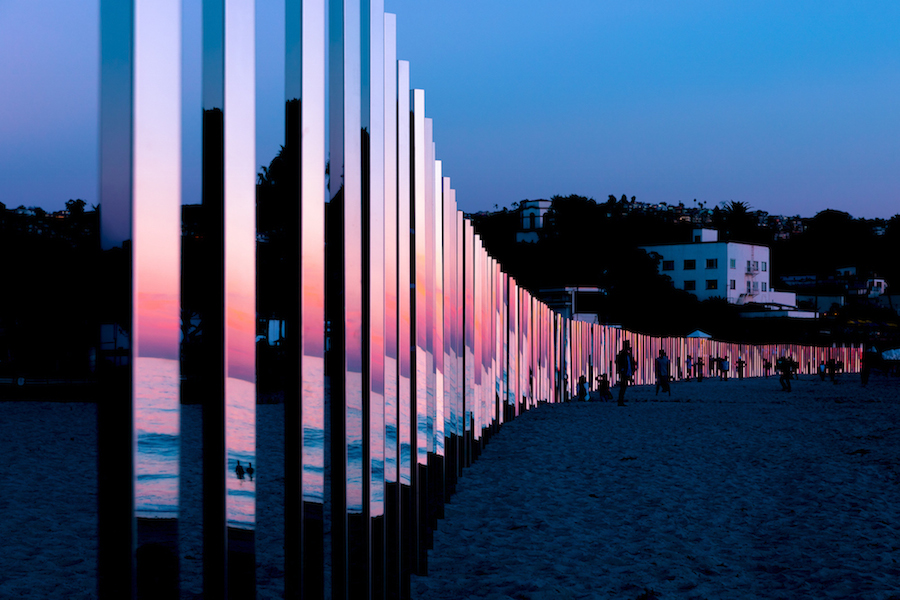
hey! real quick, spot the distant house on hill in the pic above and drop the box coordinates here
[535,286,604,324]
[515,199,551,243]
[641,228,799,310]
[781,266,890,314]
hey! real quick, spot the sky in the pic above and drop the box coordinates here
[2,0,899,219]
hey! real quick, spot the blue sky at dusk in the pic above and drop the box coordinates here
[2,1,898,218]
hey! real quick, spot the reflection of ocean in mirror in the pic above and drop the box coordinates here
[136,357,180,519]
[134,360,260,528]
[227,377,256,528]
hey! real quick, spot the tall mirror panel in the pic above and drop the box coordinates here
[410,88,429,574]
[431,166,446,526]
[224,2,258,597]
[382,12,401,599]
[327,0,366,594]
[463,221,475,467]
[280,1,327,597]
[367,2,387,597]
[98,2,183,597]
[395,58,413,598]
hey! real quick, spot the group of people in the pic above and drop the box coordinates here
[574,343,871,404]
[235,460,255,481]
[776,356,798,391]
[615,340,671,405]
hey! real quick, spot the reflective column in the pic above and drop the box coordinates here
[367,3,387,598]
[396,59,413,598]
[423,123,437,551]
[382,13,401,599]
[196,1,258,597]
[430,166,446,527]
[98,2,182,597]
[282,1,327,597]
[410,87,429,575]
[328,0,366,594]
[463,221,475,468]
[442,186,459,496]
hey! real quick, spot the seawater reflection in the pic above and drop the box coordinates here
[226,377,255,529]
[134,360,257,529]
[135,356,179,519]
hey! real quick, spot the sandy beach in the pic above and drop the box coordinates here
[411,376,900,600]
[2,374,898,599]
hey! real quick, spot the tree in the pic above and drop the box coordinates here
[66,198,87,217]
[721,200,759,242]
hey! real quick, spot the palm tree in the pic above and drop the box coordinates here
[722,200,755,241]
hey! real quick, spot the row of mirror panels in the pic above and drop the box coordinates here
[97,1,864,598]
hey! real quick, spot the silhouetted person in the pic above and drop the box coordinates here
[861,347,878,386]
[736,357,745,380]
[246,462,254,481]
[819,361,827,381]
[616,340,636,406]
[577,374,587,401]
[827,359,837,383]
[720,356,729,381]
[596,374,613,401]
[685,355,693,381]
[696,357,704,383]
[655,349,671,396]
[236,460,245,480]
[763,359,772,378]
[777,356,792,392]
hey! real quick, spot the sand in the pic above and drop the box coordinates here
[1,374,898,599]
[411,376,900,600]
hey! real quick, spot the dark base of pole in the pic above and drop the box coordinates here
[136,518,178,600]
[385,482,401,600]
[228,527,256,600]
[400,483,412,599]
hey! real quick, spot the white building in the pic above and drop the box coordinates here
[516,199,552,243]
[641,229,797,308]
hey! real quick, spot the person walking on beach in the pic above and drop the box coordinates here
[827,359,838,383]
[616,340,636,406]
[861,347,878,386]
[720,356,730,381]
[696,356,704,382]
[685,355,693,381]
[655,349,671,396]
[763,358,772,378]
[777,356,792,392]
[736,357,745,380]
[236,460,245,479]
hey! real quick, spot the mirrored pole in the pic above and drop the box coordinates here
[395,59,413,598]
[98,2,182,597]
[456,209,466,476]
[501,271,509,422]
[463,220,475,468]
[367,2,386,596]
[283,1,327,597]
[472,237,484,455]
[430,168,446,525]
[508,278,518,419]
[409,87,428,575]
[382,13,401,599]
[327,0,365,594]
[422,123,437,549]
[222,3,257,597]
[442,184,458,496]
